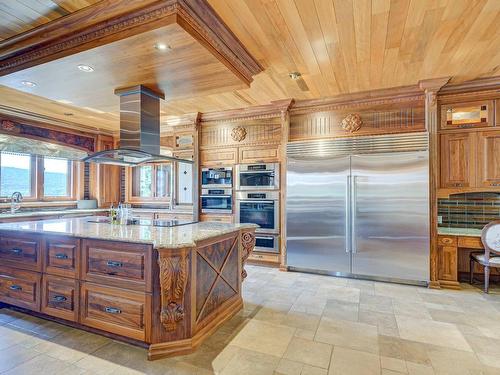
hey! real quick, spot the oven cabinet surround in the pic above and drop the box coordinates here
[0,220,256,360]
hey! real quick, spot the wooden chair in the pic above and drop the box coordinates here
[470,220,500,293]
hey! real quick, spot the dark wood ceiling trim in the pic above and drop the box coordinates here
[0,0,263,85]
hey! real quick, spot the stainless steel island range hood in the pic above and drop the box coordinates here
[83,85,192,166]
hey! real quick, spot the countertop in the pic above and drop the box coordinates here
[437,227,482,237]
[0,207,193,220]
[0,217,256,249]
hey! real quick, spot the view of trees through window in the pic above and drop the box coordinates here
[0,152,71,199]
[131,164,171,200]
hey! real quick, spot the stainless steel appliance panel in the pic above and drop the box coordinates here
[350,152,429,282]
[235,163,279,190]
[201,167,232,188]
[201,188,232,213]
[235,191,279,233]
[255,234,280,253]
[286,156,351,273]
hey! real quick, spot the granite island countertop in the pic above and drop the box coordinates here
[437,227,482,237]
[0,217,257,249]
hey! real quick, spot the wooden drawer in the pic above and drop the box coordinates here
[80,282,149,342]
[248,252,279,263]
[239,145,279,163]
[200,213,233,223]
[44,237,80,278]
[41,275,79,322]
[81,240,152,292]
[458,236,483,249]
[438,236,457,246]
[0,266,41,311]
[0,233,42,271]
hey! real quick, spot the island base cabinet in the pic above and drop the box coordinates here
[0,266,41,311]
[41,275,79,322]
[80,282,151,342]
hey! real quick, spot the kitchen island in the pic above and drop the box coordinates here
[0,217,256,360]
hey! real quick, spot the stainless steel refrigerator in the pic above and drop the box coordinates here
[286,134,429,285]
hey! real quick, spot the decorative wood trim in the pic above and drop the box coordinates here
[279,108,290,269]
[419,77,451,289]
[0,118,95,152]
[240,231,256,280]
[200,100,293,123]
[158,250,189,332]
[0,0,263,85]
[439,76,500,95]
[291,85,424,115]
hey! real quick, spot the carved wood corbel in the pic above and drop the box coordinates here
[158,252,189,331]
[240,231,256,280]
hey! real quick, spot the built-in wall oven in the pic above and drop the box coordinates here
[235,191,279,233]
[255,234,280,253]
[201,167,232,188]
[201,189,232,213]
[235,163,279,190]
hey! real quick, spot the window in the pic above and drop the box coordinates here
[0,152,33,197]
[43,157,71,197]
[129,163,171,202]
[0,152,74,201]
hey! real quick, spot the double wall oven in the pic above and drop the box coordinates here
[235,163,280,254]
[201,167,233,213]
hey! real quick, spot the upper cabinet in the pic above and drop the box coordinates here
[440,132,476,189]
[440,100,494,130]
[477,131,500,188]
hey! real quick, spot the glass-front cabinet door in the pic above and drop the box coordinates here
[440,100,493,130]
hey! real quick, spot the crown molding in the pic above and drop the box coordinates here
[0,0,263,85]
[291,85,424,115]
[200,99,293,123]
[438,75,500,95]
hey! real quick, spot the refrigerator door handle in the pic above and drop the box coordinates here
[351,175,358,253]
[345,175,351,253]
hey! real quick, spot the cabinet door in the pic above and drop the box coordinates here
[177,162,193,204]
[440,132,476,188]
[476,130,500,188]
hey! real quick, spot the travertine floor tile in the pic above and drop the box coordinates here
[315,317,379,354]
[220,348,280,375]
[396,316,472,352]
[229,319,295,357]
[283,337,332,369]
[329,346,380,375]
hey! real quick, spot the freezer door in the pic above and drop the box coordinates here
[286,156,350,273]
[350,152,429,282]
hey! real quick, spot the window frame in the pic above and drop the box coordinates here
[0,152,76,202]
[126,163,172,204]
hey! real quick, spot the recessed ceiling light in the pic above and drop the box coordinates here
[77,64,94,72]
[154,43,171,51]
[288,72,302,80]
[21,80,37,87]
[64,112,74,116]
[56,99,73,104]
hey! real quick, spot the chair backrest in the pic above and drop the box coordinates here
[481,220,500,257]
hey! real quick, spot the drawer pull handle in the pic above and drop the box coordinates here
[490,183,500,186]
[52,295,67,302]
[104,307,121,314]
[106,261,123,268]
[9,285,22,291]
[10,248,23,255]
[55,253,68,259]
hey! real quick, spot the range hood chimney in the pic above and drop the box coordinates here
[83,85,192,166]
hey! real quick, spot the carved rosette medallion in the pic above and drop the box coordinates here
[231,126,247,142]
[341,113,363,133]
[241,231,256,280]
[158,253,188,332]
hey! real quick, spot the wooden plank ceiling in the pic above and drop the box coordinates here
[0,0,100,41]
[0,0,499,131]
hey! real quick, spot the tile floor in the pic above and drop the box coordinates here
[0,266,499,374]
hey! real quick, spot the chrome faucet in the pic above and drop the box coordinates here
[10,192,23,214]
